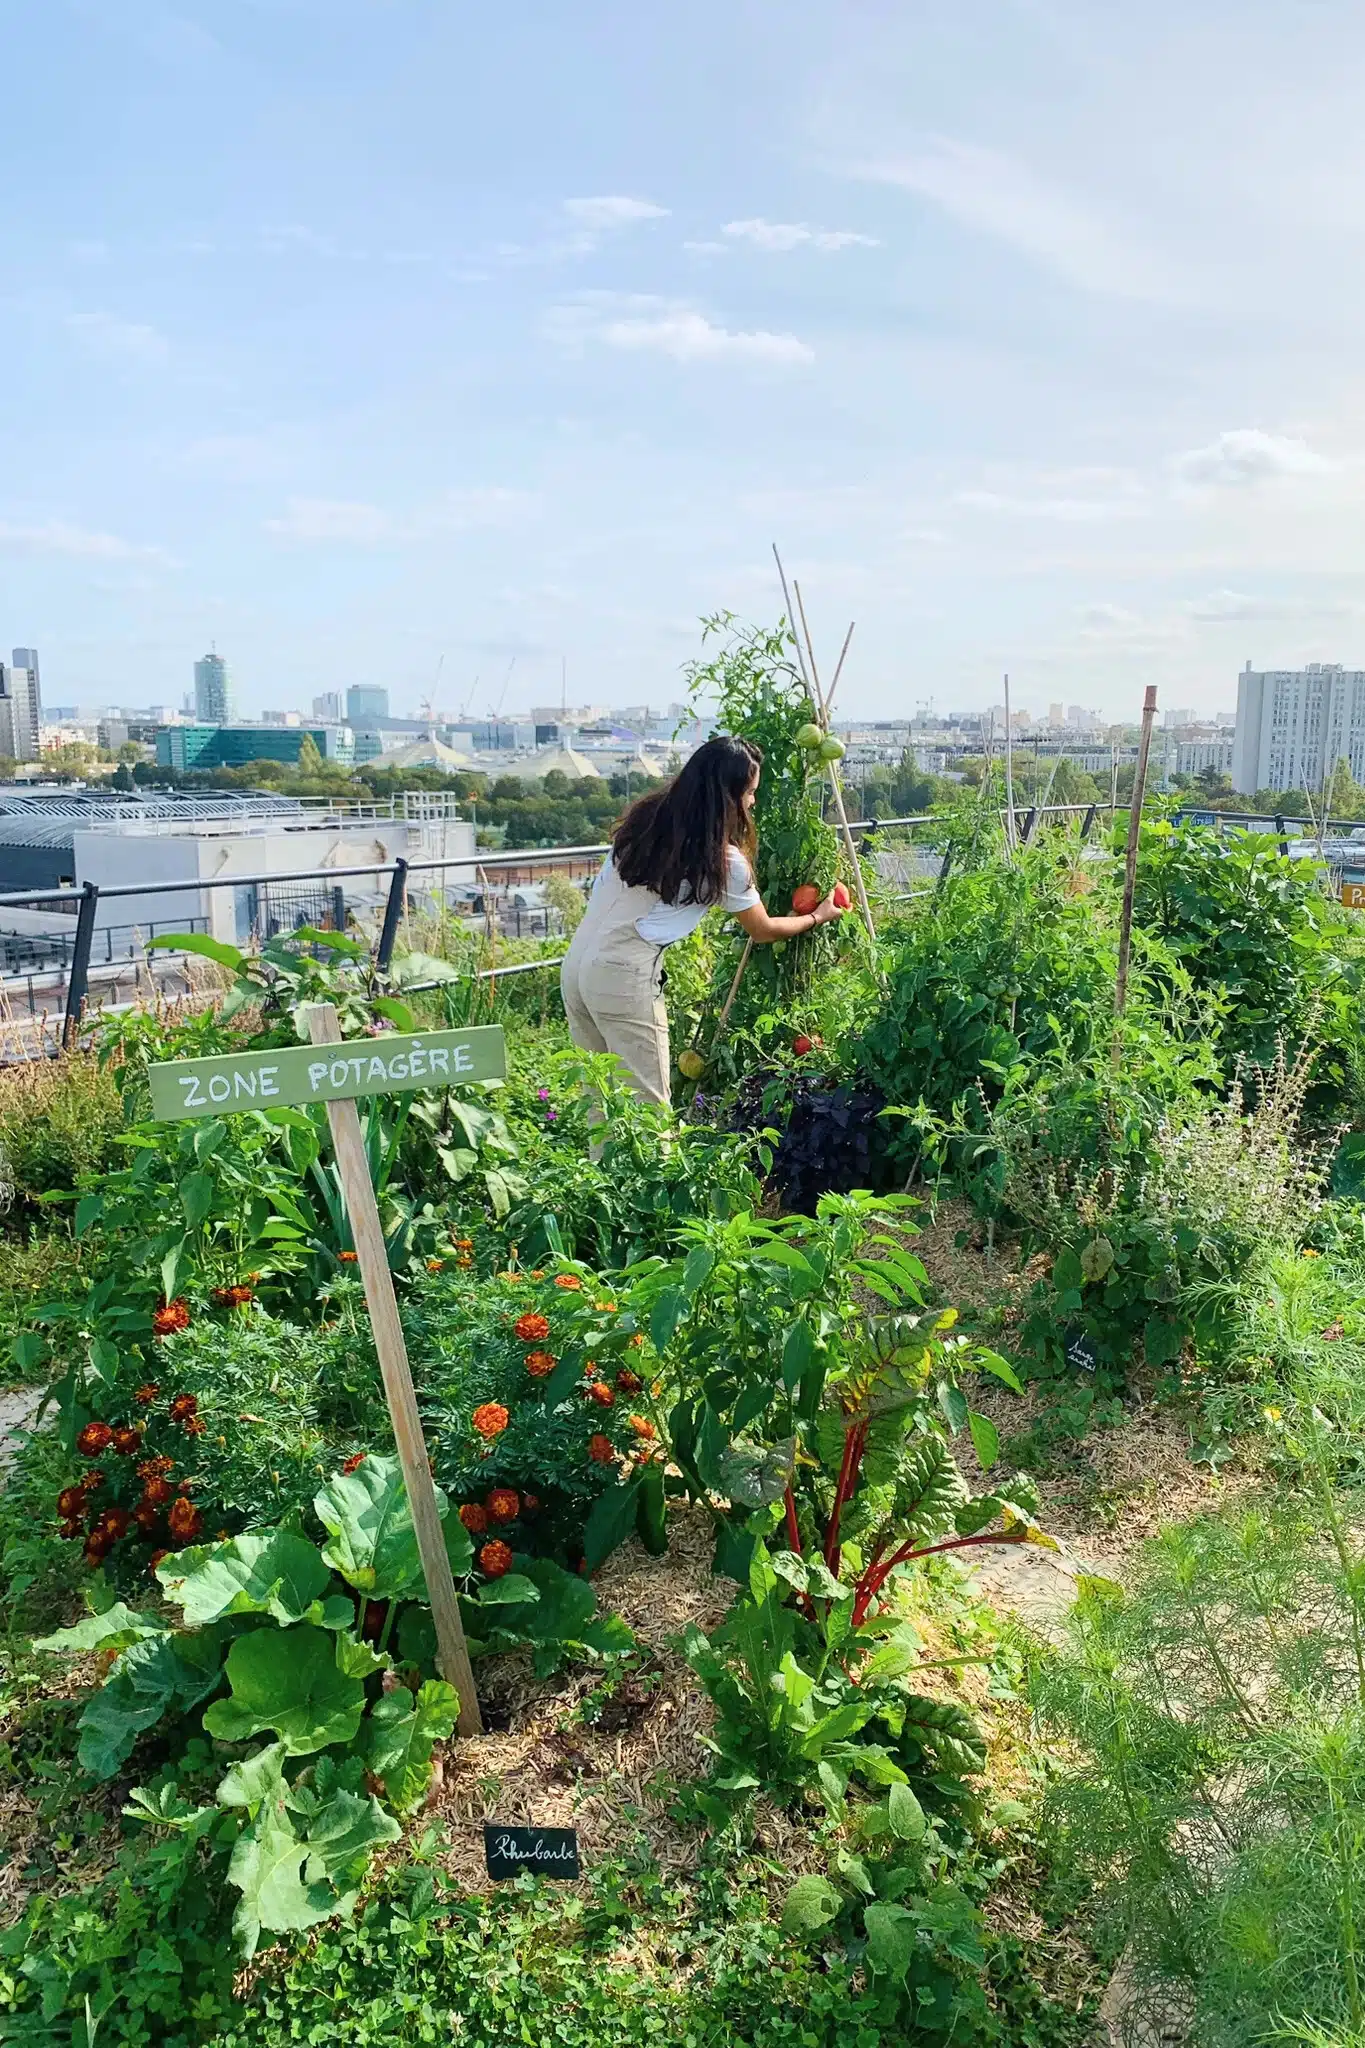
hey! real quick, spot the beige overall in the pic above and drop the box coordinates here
[559,861,671,1108]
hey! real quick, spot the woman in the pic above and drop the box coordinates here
[559,734,846,1106]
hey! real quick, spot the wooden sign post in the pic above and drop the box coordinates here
[147,1005,505,1739]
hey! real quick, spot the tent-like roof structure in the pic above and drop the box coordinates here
[380,735,476,771]
[527,744,599,781]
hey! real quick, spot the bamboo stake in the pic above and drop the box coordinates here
[1114,686,1158,1029]
[1002,674,1017,856]
[305,1005,482,1736]
[715,939,754,1038]
[791,576,879,949]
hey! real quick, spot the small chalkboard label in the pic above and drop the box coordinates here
[1063,1325,1099,1374]
[484,1825,580,1880]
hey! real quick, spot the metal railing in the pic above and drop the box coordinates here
[0,802,1124,1055]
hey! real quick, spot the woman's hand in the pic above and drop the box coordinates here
[736,889,849,944]
[811,890,846,926]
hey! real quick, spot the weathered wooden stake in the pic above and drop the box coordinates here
[306,1003,483,1736]
[1114,686,1159,1028]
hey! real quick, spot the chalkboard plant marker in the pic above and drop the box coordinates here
[304,1004,483,1735]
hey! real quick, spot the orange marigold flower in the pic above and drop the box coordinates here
[152,1299,191,1337]
[112,1424,143,1457]
[183,1415,207,1437]
[141,1475,173,1508]
[169,1394,198,1423]
[472,1402,510,1441]
[479,1539,514,1578]
[586,1381,615,1409]
[453,1237,474,1250]
[459,1502,490,1534]
[80,1469,105,1491]
[588,1434,615,1465]
[513,1312,551,1342]
[617,1368,643,1394]
[594,1301,618,1313]
[530,1271,546,1282]
[554,1274,582,1291]
[426,1258,445,1272]
[133,1384,160,1406]
[628,1415,656,1441]
[629,1334,645,1348]
[168,1498,202,1542]
[456,1253,473,1268]
[57,1485,86,1520]
[498,1271,525,1284]
[486,1488,520,1523]
[524,1349,557,1379]
[212,1284,255,1308]
[339,1250,358,1263]
[148,1548,170,1573]
[342,1452,366,1474]
[76,1421,114,1456]
[137,1455,174,1479]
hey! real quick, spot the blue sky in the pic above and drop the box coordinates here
[5,0,1365,722]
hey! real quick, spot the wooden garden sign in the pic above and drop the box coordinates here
[147,1004,507,1739]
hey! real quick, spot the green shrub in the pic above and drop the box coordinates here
[0,1052,124,1227]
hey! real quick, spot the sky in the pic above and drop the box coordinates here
[6,0,1365,724]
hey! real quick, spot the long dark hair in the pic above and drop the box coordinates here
[613,734,761,904]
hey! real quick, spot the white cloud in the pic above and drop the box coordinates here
[0,518,172,563]
[266,489,538,546]
[722,218,879,253]
[956,486,1144,522]
[1173,429,1337,488]
[563,196,669,230]
[67,310,169,364]
[547,294,812,366]
[851,138,1168,299]
[1183,587,1360,622]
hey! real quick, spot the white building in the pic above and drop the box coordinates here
[1176,738,1235,778]
[1232,662,1365,793]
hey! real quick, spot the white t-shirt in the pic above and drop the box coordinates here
[591,847,761,944]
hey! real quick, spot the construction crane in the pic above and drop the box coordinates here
[487,657,516,720]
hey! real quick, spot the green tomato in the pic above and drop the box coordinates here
[795,723,825,751]
[818,736,845,763]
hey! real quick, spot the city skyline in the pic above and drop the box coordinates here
[8,2,1365,721]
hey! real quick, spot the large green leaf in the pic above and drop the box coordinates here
[158,1529,333,1626]
[229,1786,399,1957]
[34,1603,163,1658]
[581,1476,642,1573]
[360,1679,459,1811]
[203,1626,368,1754]
[314,1455,446,1599]
[147,931,245,971]
[462,1556,606,1676]
[780,1873,841,1935]
[863,1900,918,1980]
[77,1628,230,1779]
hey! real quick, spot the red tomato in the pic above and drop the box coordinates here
[793,1034,814,1056]
[832,883,851,909]
[791,884,821,915]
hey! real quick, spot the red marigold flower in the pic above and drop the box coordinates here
[112,1424,143,1456]
[339,1250,358,1263]
[183,1415,207,1437]
[152,1299,191,1337]
[617,1368,643,1394]
[588,1434,615,1465]
[479,1539,514,1578]
[426,1258,445,1272]
[486,1488,520,1523]
[148,1548,170,1573]
[554,1274,582,1291]
[57,1485,86,1520]
[586,1382,615,1409]
[80,1469,105,1491]
[212,1284,255,1308]
[513,1312,550,1342]
[459,1502,490,1534]
[628,1415,656,1441]
[472,1402,510,1441]
[142,1475,173,1508]
[133,1384,160,1406]
[168,1498,202,1542]
[83,1534,112,1565]
[76,1421,114,1456]
[133,1502,160,1533]
[522,1492,541,1513]
[524,1349,556,1378]
[169,1394,198,1423]
[97,1508,131,1541]
[341,1452,366,1474]
[137,1455,174,1479]
[59,1519,83,1541]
